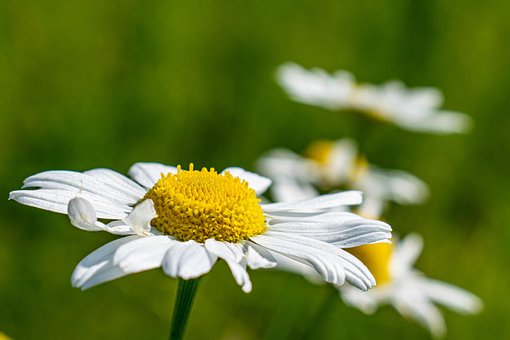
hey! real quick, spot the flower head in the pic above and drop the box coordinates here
[9,162,392,293]
[257,138,428,218]
[277,63,471,134]
[342,234,483,337]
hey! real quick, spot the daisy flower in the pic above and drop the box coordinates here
[277,62,472,134]
[9,163,392,293]
[342,234,483,337]
[257,138,428,218]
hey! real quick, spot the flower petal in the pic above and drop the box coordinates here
[128,162,178,189]
[162,241,217,280]
[21,170,138,205]
[68,197,107,231]
[222,167,271,195]
[112,199,157,236]
[262,190,362,213]
[391,233,423,275]
[113,236,175,272]
[250,232,347,287]
[84,168,146,200]
[72,235,142,289]
[243,242,277,269]
[204,239,252,293]
[394,296,446,338]
[413,277,483,314]
[9,189,129,219]
[268,216,391,248]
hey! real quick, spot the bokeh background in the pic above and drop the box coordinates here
[1,0,509,339]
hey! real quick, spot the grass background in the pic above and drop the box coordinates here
[1,0,509,338]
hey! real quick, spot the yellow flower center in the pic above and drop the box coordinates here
[305,140,335,165]
[349,155,369,182]
[144,164,267,243]
[347,242,393,285]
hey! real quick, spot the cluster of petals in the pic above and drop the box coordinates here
[277,63,471,134]
[257,138,428,218]
[9,162,392,293]
[341,234,483,337]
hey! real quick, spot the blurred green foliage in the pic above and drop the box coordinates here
[1,0,509,339]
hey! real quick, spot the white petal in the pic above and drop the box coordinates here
[121,199,157,236]
[358,167,429,205]
[400,111,472,134]
[250,232,347,287]
[68,197,107,231]
[222,167,271,195]
[391,233,423,275]
[341,286,379,314]
[9,189,129,219]
[128,162,178,189]
[394,296,446,338]
[163,241,217,279]
[205,239,252,293]
[21,170,138,205]
[256,148,318,183]
[84,168,146,200]
[268,219,391,248]
[269,177,319,203]
[262,190,363,213]
[113,236,175,272]
[414,277,483,314]
[243,242,277,269]
[72,235,142,289]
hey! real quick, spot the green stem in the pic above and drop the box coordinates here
[298,285,339,339]
[169,278,202,340]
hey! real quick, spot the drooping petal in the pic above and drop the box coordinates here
[113,236,175,272]
[128,162,178,189]
[162,241,217,280]
[250,232,347,287]
[204,239,252,293]
[72,235,142,289]
[222,167,271,195]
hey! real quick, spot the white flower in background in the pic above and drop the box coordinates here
[9,163,392,292]
[257,138,428,218]
[341,234,483,337]
[277,63,472,134]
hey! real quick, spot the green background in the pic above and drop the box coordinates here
[1,0,508,339]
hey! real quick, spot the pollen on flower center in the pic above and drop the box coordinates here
[144,164,267,243]
[305,140,335,165]
[347,242,393,285]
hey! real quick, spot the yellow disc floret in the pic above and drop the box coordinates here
[144,164,267,243]
[305,140,335,165]
[347,242,393,285]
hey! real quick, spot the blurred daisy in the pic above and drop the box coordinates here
[342,234,483,337]
[257,138,428,218]
[9,163,392,292]
[277,63,471,134]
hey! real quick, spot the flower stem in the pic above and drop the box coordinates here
[170,278,202,340]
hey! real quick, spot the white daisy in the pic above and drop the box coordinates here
[341,234,483,337]
[9,163,392,293]
[257,138,428,218]
[277,63,472,134]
